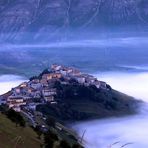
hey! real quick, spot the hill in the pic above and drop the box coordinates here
[1,64,140,123]
[0,111,82,148]
[0,113,41,148]
[37,84,138,122]
[0,64,140,147]
[1,64,140,122]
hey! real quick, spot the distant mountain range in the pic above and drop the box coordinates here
[0,0,148,42]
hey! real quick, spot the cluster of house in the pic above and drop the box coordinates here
[0,64,108,112]
[51,64,107,89]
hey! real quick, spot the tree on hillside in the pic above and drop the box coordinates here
[6,109,26,127]
[0,104,9,113]
[72,143,83,148]
[46,116,56,128]
[44,130,59,148]
[60,140,71,148]
[34,125,43,139]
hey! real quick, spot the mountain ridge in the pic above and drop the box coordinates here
[0,0,148,42]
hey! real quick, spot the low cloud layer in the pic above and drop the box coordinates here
[0,75,26,95]
[1,37,148,50]
[73,71,148,148]
[1,72,148,148]
[96,72,148,102]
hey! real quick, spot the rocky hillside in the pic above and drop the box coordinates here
[0,0,147,42]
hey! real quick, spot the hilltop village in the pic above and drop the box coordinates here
[0,64,138,136]
[0,64,108,113]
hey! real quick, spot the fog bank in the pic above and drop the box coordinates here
[1,36,148,50]
[0,75,26,95]
[73,71,148,148]
[1,72,148,148]
[96,72,148,102]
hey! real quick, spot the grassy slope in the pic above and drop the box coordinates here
[0,113,41,148]
[37,88,139,124]
[67,90,138,119]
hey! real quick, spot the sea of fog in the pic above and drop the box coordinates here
[0,75,26,95]
[1,37,148,49]
[1,71,148,148]
[72,71,148,148]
